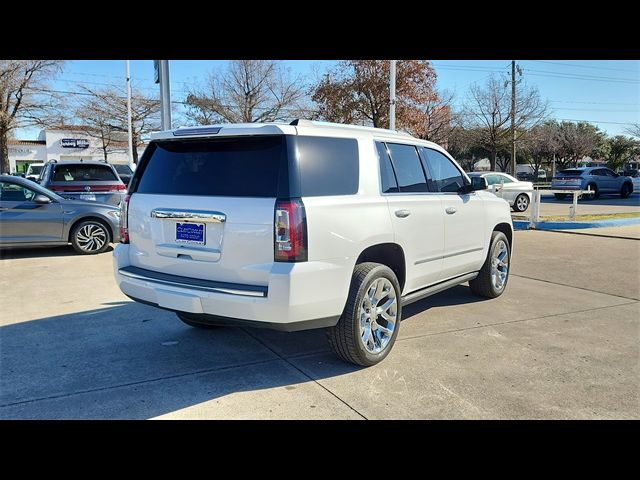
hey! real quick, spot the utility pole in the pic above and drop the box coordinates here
[389,60,396,130]
[158,60,172,130]
[510,60,516,175]
[125,60,134,167]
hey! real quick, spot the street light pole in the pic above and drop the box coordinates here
[158,60,172,130]
[510,60,517,175]
[125,60,134,167]
[389,60,396,130]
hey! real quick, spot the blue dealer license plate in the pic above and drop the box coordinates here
[176,222,205,245]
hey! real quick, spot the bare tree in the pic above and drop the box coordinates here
[625,123,640,139]
[464,74,547,171]
[417,89,457,145]
[524,121,562,178]
[74,94,123,161]
[0,60,63,172]
[185,60,306,125]
[74,87,160,164]
[556,121,605,169]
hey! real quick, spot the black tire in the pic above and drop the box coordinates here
[469,231,511,299]
[513,193,530,212]
[176,312,220,329]
[70,219,111,255]
[620,182,633,199]
[326,262,402,367]
[554,193,568,200]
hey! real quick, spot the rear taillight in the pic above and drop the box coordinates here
[274,198,307,262]
[115,184,127,191]
[119,194,130,243]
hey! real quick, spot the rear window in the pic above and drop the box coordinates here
[558,170,584,176]
[52,164,118,182]
[136,136,285,197]
[28,165,43,174]
[295,136,359,196]
[114,165,132,174]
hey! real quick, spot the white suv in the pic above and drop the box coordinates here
[113,120,513,366]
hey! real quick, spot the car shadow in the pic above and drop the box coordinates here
[0,285,484,419]
[0,244,114,260]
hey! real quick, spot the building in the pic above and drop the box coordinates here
[8,126,145,174]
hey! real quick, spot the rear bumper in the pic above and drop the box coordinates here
[550,185,583,191]
[112,244,352,330]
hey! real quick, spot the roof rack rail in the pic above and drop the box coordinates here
[289,118,413,137]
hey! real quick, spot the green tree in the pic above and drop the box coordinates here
[606,135,639,171]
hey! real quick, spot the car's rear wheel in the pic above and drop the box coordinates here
[554,193,568,200]
[620,182,633,198]
[513,193,530,212]
[71,219,111,254]
[176,312,220,329]
[327,262,401,367]
[469,231,510,299]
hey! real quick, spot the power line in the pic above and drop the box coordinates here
[525,69,639,84]
[549,99,640,106]
[525,60,639,74]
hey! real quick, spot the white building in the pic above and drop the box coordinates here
[8,126,145,174]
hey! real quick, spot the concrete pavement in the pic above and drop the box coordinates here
[1,231,638,419]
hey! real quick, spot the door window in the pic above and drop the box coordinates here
[0,182,36,202]
[386,143,429,193]
[375,142,399,193]
[421,148,465,193]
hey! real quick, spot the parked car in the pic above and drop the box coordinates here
[625,170,640,193]
[112,164,134,186]
[38,160,127,206]
[113,120,513,366]
[467,171,534,212]
[0,175,120,254]
[516,165,546,181]
[550,167,634,200]
[25,162,45,182]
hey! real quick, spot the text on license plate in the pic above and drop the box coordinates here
[176,222,205,244]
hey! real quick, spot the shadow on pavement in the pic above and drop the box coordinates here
[0,245,114,260]
[0,285,482,419]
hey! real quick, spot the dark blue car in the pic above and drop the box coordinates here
[551,167,634,199]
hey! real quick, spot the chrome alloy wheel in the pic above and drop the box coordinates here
[359,277,398,354]
[491,239,509,291]
[75,223,107,252]
[516,194,529,211]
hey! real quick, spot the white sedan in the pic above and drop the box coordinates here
[468,171,534,212]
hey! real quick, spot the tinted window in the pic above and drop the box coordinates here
[422,148,465,193]
[114,165,132,174]
[296,136,359,196]
[602,169,617,177]
[386,143,428,193]
[559,169,584,176]
[53,164,118,182]
[375,142,398,193]
[29,165,43,174]
[0,182,36,202]
[136,136,285,197]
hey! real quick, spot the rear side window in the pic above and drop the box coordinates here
[386,143,428,193]
[135,136,285,197]
[421,148,465,193]
[53,164,118,182]
[296,136,359,196]
[375,141,398,193]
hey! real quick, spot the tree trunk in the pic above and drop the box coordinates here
[0,126,11,174]
[102,146,108,162]
[490,149,497,171]
[132,133,139,164]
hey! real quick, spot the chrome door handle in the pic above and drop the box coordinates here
[395,209,411,218]
[445,207,457,214]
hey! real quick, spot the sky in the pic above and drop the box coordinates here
[17,59,639,138]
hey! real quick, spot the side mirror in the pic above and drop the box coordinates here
[470,176,488,191]
[33,194,52,204]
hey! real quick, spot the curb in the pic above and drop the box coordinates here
[513,217,640,231]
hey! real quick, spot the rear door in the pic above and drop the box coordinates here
[420,148,486,280]
[0,181,63,243]
[378,142,445,292]
[126,135,287,287]
[600,168,619,192]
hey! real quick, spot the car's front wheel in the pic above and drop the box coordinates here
[513,193,530,212]
[327,262,401,367]
[469,231,511,299]
[71,219,111,254]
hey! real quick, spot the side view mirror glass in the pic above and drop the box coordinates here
[470,176,488,191]
[33,194,51,204]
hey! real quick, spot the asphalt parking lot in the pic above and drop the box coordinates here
[1,229,638,419]
[532,191,640,216]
